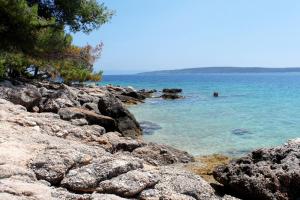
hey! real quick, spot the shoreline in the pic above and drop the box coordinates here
[0,79,234,199]
[1,79,300,200]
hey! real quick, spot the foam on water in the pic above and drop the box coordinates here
[101,73,300,156]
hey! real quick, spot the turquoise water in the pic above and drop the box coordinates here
[101,73,300,156]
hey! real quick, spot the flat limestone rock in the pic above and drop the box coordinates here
[30,147,94,185]
[61,156,143,192]
[132,143,194,166]
[154,167,215,200]
[97,170,160,197]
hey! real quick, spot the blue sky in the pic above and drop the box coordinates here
[73,0,300,74]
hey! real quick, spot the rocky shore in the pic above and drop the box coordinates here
[0,80,299,200]
[0,81,237,200]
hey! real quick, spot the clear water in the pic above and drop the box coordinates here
[100,73,300,156]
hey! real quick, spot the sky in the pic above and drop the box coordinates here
[73,0,300,75]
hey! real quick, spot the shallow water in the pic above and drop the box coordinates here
[101,73,300,156]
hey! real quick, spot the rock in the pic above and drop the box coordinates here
[97,170,160,197]
[32,106,40,113]
[121,87,145,100]
[213,139,300,200]
[114,94,144,105]
[61,156,143,192]
[30,147,93,185]
[91,193,128,200]
[0,81,42,111]
[38,84,81,113]
[83,102,101,114]
[138,89,157,98]
[38,92,77,113]
[98,93,142,138]
[231,128,252,136]
[100,132,145,153]
[161,88,184,100]
[161,93,184,100]
[132,143,194,166]
[58,107,117,132]
[77,90,97,105]
[140,189,197,200]
[51,188,91,200]
[71,118,89,126]
[105,85,145,104]
[213,92,219,97]
[162,88,182,93]
[140,121,162,135]
[142,167,218,200]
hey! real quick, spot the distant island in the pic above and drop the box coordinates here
[138,67,300,75]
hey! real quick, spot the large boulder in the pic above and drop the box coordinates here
[0,81,42,111]
[30,148,93,185]
[213,139,300,200]
[98,93,142,138]
[58,107,117,132]
[83,102,101,114]
[61,156,143,192]
[38,86,80,113]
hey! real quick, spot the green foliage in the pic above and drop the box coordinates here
[58,61,102,84]
[0,0,113,83]
[27,0,114,33]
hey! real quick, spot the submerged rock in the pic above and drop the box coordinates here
[213,139,300,200]
[231,128,252,136]
[139,121,162,135]
[161,93,184,100]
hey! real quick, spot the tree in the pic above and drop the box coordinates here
[0,0,113,83]
[26,0,113,33]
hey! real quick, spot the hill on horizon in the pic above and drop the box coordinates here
[138,67,300,75]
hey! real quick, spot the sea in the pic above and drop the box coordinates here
[100,73,300,156]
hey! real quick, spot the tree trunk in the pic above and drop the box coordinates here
[34,66,39,78]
